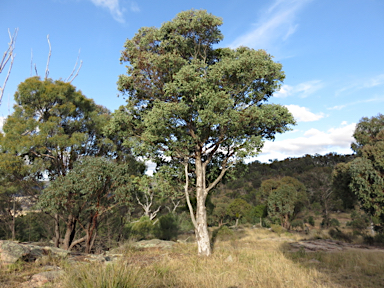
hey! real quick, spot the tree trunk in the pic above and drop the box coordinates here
[62,214,77,250]
[195,196,211,256]
[54,214,60,248]
[12,197,16,240]
[195,155,211,256]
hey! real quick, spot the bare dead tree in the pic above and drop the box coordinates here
[0,28,18,106]
[66,49,83,83]
[30,35,83,83]
[45,35,51,80]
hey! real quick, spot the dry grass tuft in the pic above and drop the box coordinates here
[3,227,384,287]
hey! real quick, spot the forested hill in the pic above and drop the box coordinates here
[215,153,355,208]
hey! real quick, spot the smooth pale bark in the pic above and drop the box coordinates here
[195,155,211,256]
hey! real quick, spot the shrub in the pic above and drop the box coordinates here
[321,218,339,227]
[329,218,340,227]
[307,216,315,227]
[271,224,285,235]
[347,211,369,232]
[130,216,153,240]
[262,218,271,228]
[328,228,353,242]
[215,225,235,241]
[311,202,322,215]
[154,214,179,241]
[250,204,267,222]
[291,219,304,230]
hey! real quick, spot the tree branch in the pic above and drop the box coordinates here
[184,161,197,228]
[45,35,51,80]
[0,28,18,105]
[68,235,86,250]
[66,49,82,83]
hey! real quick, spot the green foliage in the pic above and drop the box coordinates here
[1,77,111,180]
[250,204,268,220]
[210,196,230,227]
[291,219,304,230]
[154,214,179,241]
[108,9,295,254]
[227,198,252,226]
[130,216,154,240]
[307,216,315,227]
[332,162,358,209]
[328,228,353,243]
[214,225,235,241]
[267,183,298,229]
[311,202,322,215]
[14,212,52,242]
[262,176,308,229]
[270,224,285,235]
[347,211,369,232]
[38,157,140,251]
[342,114,384,227]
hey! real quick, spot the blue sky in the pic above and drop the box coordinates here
[1,0,384,168]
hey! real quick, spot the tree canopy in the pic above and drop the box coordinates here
[348,114,384,225]
[109,9,295,256]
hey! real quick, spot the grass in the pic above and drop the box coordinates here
[59,228,384,288]
[2,227,384,287]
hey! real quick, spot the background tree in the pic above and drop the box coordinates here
[260,177,307,228]
[347,114,384,228]
[267,184,296,229]
[108,9,295,256]
[134,175,162,221]
[226,198,252,227]
[38,157,141,253]
[1,76,112,247]
[0,146,42,240]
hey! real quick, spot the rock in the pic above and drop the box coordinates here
[308,258,320,264]
[0,241,31,265]
[21,270,64,287]
[0,240,70,266]
[225,255,233,262]
[133,239,177,249]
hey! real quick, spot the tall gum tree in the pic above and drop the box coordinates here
[109,10,295,256]
[341,114,384,226]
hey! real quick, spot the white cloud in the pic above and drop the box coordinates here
[285,104,324,122]
[364,74,384,88]
[130,1,140,12]
[275,80,323,98]
[274,84,293,98]
[327,96,384,110]
[336,73,384,96]
[89,0,125,23]
[230,0,312,50]
[255,123,356,162]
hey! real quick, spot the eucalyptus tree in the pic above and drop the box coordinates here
[262,177,307,228]
[109,10,295,256]
[348,114,384,225]
[1,76,112,246]
[38,157,141,253]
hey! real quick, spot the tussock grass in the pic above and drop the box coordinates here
[60,228,337,288]
[3,227,384,287]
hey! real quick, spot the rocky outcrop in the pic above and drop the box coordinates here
[0,240,70,266]
[132,239,177,249]
[20,268,65,288]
